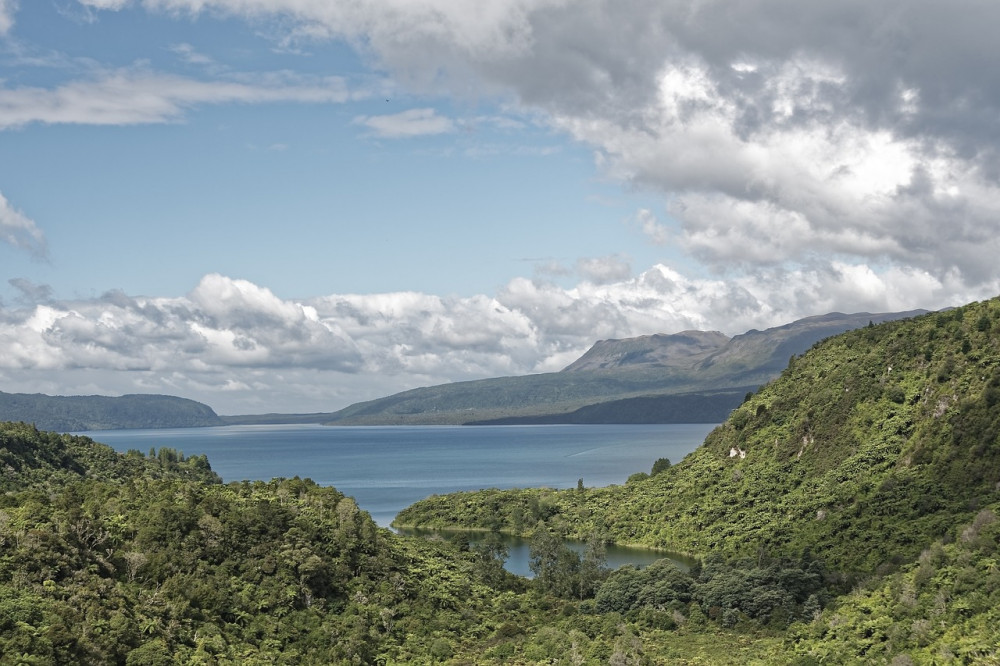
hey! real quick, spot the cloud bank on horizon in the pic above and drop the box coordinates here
[2,0,999,413]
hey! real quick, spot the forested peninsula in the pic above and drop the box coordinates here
[2,297,999,663]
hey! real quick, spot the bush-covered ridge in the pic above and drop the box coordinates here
[788,505,1000,663]
[396,299,1000,573]
[5,416,995,662]
[0,421,220,491]
[0,421,524,663]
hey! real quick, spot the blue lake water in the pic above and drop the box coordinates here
[84,423,717,574]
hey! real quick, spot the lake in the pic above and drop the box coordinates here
[84,423,717,574]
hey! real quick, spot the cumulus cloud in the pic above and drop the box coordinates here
[11,0,995,412]
[74,0,1000,293]
[0,67,353,129]
[0,192,47,257]
[354,108,456,138]
[2,268,986,413]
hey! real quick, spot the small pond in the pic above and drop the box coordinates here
[395,527,696,577]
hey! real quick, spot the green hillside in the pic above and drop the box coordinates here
[788,507,1000,662]
[397,300,1000,572]
[391,297,1000,661]
[0,392,224,431]
[0,421,527,664]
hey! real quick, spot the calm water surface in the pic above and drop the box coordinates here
[396,527,698,577]
[86,423,716,573]
[86,423,716,527]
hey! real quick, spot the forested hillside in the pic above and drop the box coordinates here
[0,422,520,663]
[0,392,223,431]
[398,300,1000,571]
[396,298,1000,662]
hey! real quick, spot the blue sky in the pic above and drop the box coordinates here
[2,0,1000,413]
[0,2,674,301]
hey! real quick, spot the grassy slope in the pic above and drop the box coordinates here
[397,299,1000,574]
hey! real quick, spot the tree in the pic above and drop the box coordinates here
[651,458,671,476]
[472,532,509,589]
[578,533,609,600]
[529,530,580,598]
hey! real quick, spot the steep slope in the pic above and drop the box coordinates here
[0,392,224,431]
[695,309,927,383]
[789,505,1000,662]
[397,298,1000,574]
[326,309,924,425]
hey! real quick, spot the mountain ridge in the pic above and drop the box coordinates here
[324,309,926,425]
[1,309,928,430]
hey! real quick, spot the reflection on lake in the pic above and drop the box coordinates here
[395,527,697,577]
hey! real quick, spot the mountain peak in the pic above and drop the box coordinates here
[562,330,730,372]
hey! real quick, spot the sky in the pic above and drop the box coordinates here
[2,0,1000,415]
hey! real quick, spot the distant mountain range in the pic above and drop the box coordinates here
[1,309,927,431]
[0,392,223,432]
[319,309,927,425]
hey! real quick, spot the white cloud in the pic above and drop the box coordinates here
[58,1,1000,291]
[0,268,992,413]
[0,0,16,35]
[169,42,215,66]
[76,0,130,8]
[354,108,455,138]
[0,67,353,129]
[0,191,47,257]
[91,0,1000,293]
[575,254,631,284]
[7,0,999,412]
[634,208,669,245]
